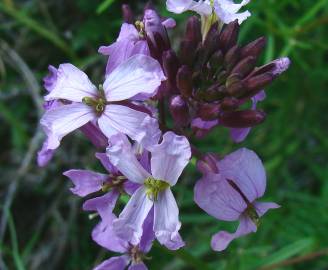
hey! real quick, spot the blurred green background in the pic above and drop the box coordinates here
[0,0,328,269]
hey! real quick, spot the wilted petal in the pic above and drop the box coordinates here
[103,55,165,102]
[106,133,150,184]
[214,0,251,24]
[218,148,266,202]
[151,132,191,186]
[194,173,247,221]
[44,63,97,102]
[40,103,95,150]
[94,255,130,270]
[113,186,153,245]
[63,170,108,197]
[128,263,148,270]
[211,215,257,251]
[154,189,184,250]
[99,105,161,150]
[166,0,212,15]
[254,201,280,217]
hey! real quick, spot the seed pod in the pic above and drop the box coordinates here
[177,65,193,97]
[169,95,190,127]
[219,110,266,128]
[219,20,240,53]
[231,56,256,78]
[185,16,202,44]
[240,37,266,59]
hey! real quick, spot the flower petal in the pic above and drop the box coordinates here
[194,173,247,221]
[113,186,153,245]
[103,54,165,102]
[139,208,155,253]
[106,133,150,184]
[63,169,108,197]
[94,255,130,270]
[128,263,148,270]
[99,105,161,150]
[154,189,184,250]
[166,0,212,15]
[95,152,119,174]
[211,215,257,251]
[218,148,266,202]
[37,139,55,167]
[44,63,97,102]
[40,103,95,150]
[214,0,251,24]
[151,132,191,186]
[254,201,280,217]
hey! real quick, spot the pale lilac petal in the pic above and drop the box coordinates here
[44,63,97,102]
[95,152,119,174]
[113,186,153,245]
[91,212,129,253]
[272,57,291,76]
[116,23,140,42]
[43,65,58,92]
[94,255,130,270]
[103,54,165,102]
[40,103,95,150]
[124,181,141,196]
[154,189,184,250]
[214,0,251,24]
[80,122,108,149]
[218,148,266,202]
[139,209,155,253]
[37,140,55,167]
[254,201,280,217]
[194,173,247,221]
[130,41,150,57]
[128,263,148,270]
[166,0,212,15]
[211,215,257,251]
[192,118,219,138]
[106,133,150,184]
[162,18,176,29]
[151,132,191,186]
[63,170,108,197]
[230,128,251,143]
[99,105,161,150]
[83,190,120,220]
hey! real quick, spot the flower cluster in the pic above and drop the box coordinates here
[38,1,290,269]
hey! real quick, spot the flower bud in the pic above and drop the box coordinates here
[185,16,202,44]
[162,50,180,89]
[203,23,220,57]
[197,153,220,174]
[122,4,134,24]
[219,20,240,53]
[224,45,241,71]
[197,103,220,121]
[220,97,240,111]
[169,95,190,127]
[177,66,193,97]
[231,56,256,78]
[219,110,266,128]
[243,73,273,98]
[240,37,266,59]
[179,40,197,66]
[209,50,224,72]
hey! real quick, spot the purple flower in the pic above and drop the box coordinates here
[106,132,191,250]
[40,54,165,156]
[194,148,279,251]
[93,210,155,270]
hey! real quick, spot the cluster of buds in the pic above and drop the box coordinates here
[37,1,291,269]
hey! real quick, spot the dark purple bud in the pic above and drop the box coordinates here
[226,81,245,97]
[201,84,227,102]
[197,153,220,174]
[219,20,240,53]
[163,50,180,89]
[203,23,220,57]
[220,97,240,111]
[185,16,202,44]
[224,45,241,71]
[219,110,266,128]
[243,73,273,97]
[209,50,224,71]
[241,37,266,59]
[179,39,197,67]
[231,56,256,78]
[122,4,134,24]
[177,65,193,97]
[194,44,208,68]
[169,95,190,127]
[197,103,220,121]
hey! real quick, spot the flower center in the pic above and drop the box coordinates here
[101,175,127,193]
[129,245,144,264]
[144,177,170,201]
[82,84,107,115]
[135,20,145,38]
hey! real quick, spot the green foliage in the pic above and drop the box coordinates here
[0,0,328,269]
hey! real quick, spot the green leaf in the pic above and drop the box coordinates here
[96,0,116,14]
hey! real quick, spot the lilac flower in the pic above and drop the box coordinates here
[194,148,279,251]
[166,0,251,24]
[40,54,165,156]
[106,132,191,250]
[92,210,155,270]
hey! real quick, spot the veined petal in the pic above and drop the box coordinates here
[64,170,108,197]
[113,186,153,245]
[194,173,247,221]
[106,133,150,184]
[44,63,97,102]
[218,148,266,202]
[139,209,155,253]
[94,255,130,270]
[103,54,165,102]
[214,0,251,24]
[151,132,191,186]
[211,215,257,251]
[40,103,95,150]
[99,105,161,150]
[166,0,212,15]
[154,189,184,250]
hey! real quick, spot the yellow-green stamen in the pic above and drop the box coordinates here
[144,177,170,201]
[82,85,107,114]
[135,20,145,38]
[246,206,260,227]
